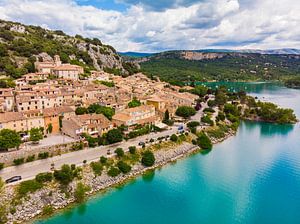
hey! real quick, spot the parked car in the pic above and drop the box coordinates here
[5,176,22,184]
[138,142,145,146]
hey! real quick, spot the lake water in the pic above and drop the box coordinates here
[37,82,300,224]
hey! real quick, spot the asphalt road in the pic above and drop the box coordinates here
[0,125,183,184]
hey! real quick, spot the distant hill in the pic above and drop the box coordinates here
[140,50,300,85]
[0,19,138,81]
[118,52,154,58]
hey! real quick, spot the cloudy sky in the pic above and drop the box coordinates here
[0,0,299,52]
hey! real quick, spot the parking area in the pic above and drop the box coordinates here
[23,134,76,150]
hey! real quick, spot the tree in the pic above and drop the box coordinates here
[74,182,90,203]
[35,172,53,183]
[107,167,121,177]
[197,132,212,150]
[29,128,43,143]
[187,121,200,129]
[47,123,53,134]
[75,107,87,115]
[190,85,208,97]
[115,148,124,157]
[90,162,102,176]
[117,161,131,174]
[170,134,178,142]
[129,146,136,154]
[54,164,77,185]
[175,106,196,119]
[163,109,170,123]
[0,129,21,151]
[106,129,123,144]
[141,150,155,167]
[128,98,141,108]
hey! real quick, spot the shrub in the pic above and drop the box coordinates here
[115,148,124,158]
[117,161,131,174]
[74,182,90,203]
[38,152,49,160]
[26,155,35,162]
[197,132,212,150]
[107,167,121,177]
[90,162,103,176]
[201,115,214,126]
[72,142,84,151]
[0,163,4,170]
[17,180,43,198]
[54,164,80,185]
[13,158,25,166]
[141,150,155,167]
[187,121,200,129]
[170,134,178,142]
[35,172,53,183]
[42,205,54,215]
[175,106,196,118]
[106,129,123,144]
[100,156,107,164]
[129,146,136,154]
[203,108,215,113]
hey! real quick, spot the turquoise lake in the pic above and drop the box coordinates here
[37,82,300,224]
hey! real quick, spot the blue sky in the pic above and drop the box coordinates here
[0,0,299,52]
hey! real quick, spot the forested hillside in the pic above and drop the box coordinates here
[0,20,138,84]
[140,51,300,86]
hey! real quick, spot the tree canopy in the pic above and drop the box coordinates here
[0,129,21,151]
[175,106,196,118]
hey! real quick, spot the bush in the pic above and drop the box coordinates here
[201,115,214,126]
[54,164,80,185]
[42,205,54,215]
[38,152,49,160]
[187,121,200,129]
[90,162,103,176]
[170,134,178,142]
[203,107,215,113]
[72,142,84,151]
[141,150,155,167]
[106,129,123,144]
[74,182,90,203]
[35,172,53,183]
[175,106,196,118]
[26,155,35,162]
[115,148,124,158]
[100,156,107,164]
[13,158,25,166]
[117,161,131,174]
[107,167,121,177]
[0,163,4,170]
[197,132,212,150]
[129,146,136,154]
[17,180,43,198]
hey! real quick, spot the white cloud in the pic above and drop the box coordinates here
[0,0,299,52]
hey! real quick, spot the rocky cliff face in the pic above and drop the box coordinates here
[0,20,138,78]
[182,51,226,60]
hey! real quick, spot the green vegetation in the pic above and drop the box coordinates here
[38,152,49,160]
[90,162,103,176]
[141,51,300,85]
[106,129,123,144]
[74,182,90,203]
[0,129,21,151]
[201,115,214,126]
[128,97,142,108]
[29,128,43,143]
[42,205,54,216]
[0,20,138,78]
[284,77,300,89]
[117,161,131,174]
[170,134,178,142]
[175,106,196,118]
[107,167,121,177]
[75,104,115,120]
[115,148,124,158]
[0,163,4,171]
[54,164,81,185]
[196,132,213,150]
[129,146,136,154]
[141,150,155,167]
[17,179,43,198]
[82,133,98,148]
[35,172,53,183]
[13,158,25,166]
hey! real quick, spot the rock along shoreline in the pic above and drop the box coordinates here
[3,131,236,224]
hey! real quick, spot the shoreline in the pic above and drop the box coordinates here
[2,130,236,224]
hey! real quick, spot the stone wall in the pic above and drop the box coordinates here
[0,141,80,166]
